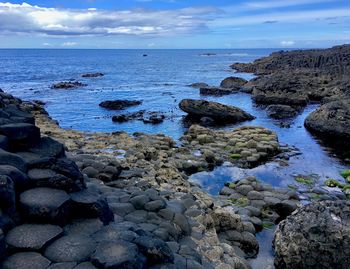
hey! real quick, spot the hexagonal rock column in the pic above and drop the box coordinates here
[20,187,71,225]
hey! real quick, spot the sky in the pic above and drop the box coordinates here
[0,0,349,49]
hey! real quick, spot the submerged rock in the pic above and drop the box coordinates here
[99,100,142,110]
[304,99,350,143]
[274,200,350,269]
[179,99,255,123]
[189,82,209,89]
[51,82,87,89]
[81,73,104,78]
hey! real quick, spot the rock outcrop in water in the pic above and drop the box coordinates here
[304,99,350,144]
[232,44,350,105]
[112,110,165,124]
[51,81,87,89]
[273,200,350,269]
[179,99,255,124]
[99,100,142,110]
[220,76,247,89]
[81,73,104,78]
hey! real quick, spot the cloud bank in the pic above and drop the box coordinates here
[0,2,218,36]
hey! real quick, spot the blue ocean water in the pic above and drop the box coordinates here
[0,49,348,193]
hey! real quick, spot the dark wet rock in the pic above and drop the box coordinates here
[129,195,150,210]
[20,187,71,224]
[70,188,114,225]
[0,135,8,150]
[17,152,55,169]
[200,86,236,96]
[266,105,298,119]
[134,236,174,264]
[74,262,97,269]
[189,83,209,89]
[199,117,215,127]
[0,123,40,150]
[82,73,104,78]
[179,99,255,123]
[28,137,65,158]
[91,240,146,269]
[0,229,5,261]
[0,149,27,172]
[2,252,51,269]
[304,99,350,143]
[51,81,87,89]
[45,235,95,263]
[112,110,145,122]
[0,165,29,191]
[48,262,77,269]
[251,75,309,106]
[52,158,83,182]
[274,200,350,269]
[5,224,63,251]
[0,211,15,234]
[143,113,165,124]
[0,175,15,212]
[99,100,142,110]
[220,77,247,89]
[144,200,166,212]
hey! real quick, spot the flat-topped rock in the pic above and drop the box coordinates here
[91,240,146,269]
[20,187,71,224]
[199,86,236,96]
[44,235,96,263]
[179,99,255,123]
[0,123,40,150]
[99,100,142,110]
[2,252,51,269]
[28,137,65,158]
[6,224,63,251]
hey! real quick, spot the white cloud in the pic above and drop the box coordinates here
[0,2,218,37]
[280,40,295,47]
[62,42,77,46]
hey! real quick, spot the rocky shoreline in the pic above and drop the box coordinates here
[1,44,350,269]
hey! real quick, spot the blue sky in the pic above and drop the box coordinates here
[0,0,349,48]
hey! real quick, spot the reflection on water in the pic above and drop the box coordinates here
[249,228,276,269]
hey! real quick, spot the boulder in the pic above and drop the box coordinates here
[305,99,350,143]
[274,200,350,269]
[48,262,77,269]
[220,76,247,89]
[179,99,255,123]
[20,187,71,224]
[1,252,51,269]
[91,240,146,269]
[5,224,63,251]
[266,105,298,119]
[99,100,142,110]
[51,81,87,89]
[0,123,40,150]
[44,235,96,263]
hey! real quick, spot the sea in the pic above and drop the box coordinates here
[0,48,349,268]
